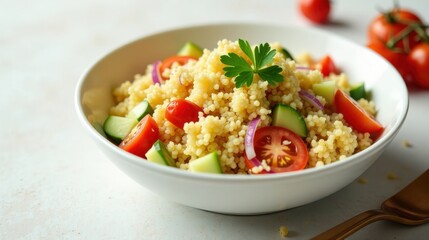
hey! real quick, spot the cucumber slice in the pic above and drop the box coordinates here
[280,47,294,60]
[312,80,336,105]
[177,41,203,58]
[349,82,366,100]
[188,152,223,174]
[146,140,176,167]
[103,116,138,144]
[126,100,154,121]
[272,104,308,137]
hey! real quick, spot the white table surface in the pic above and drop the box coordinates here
[2,0,429,239]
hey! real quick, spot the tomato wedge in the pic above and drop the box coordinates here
[165,99,203,129]
[159,56,197,79]
[319,55,340,77]
[119,115,159,158]
[248,126,309,173]
[334,89,383,133]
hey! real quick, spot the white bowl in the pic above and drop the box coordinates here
[75,23,408,215]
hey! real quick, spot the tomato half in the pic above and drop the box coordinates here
[250,126,309,173]
[368,8,422,52]
[119,115,159,158]
[319,55,340,77]
[165,99,203,129]
[299,0,331,24]
[334,89,383,133]
[408,43,429,89]
[159,56,197,79]
[243,155,269,174]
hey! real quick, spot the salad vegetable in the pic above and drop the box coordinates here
[188,152,223,174]
[248,126,309,173]
[334,89,383,134]
[146,140,176,167]
[165,99,203,129]
[119,115,159,158]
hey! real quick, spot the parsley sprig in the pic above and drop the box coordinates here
[220,39,283,88]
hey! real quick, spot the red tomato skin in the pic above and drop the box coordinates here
[165,99,203,129]
[319,55,339,77]
[299,0,331,24]
[243,155,269,174]
[408,43,429,89]
[368,9,422,52]
[252,126,309,173]
[119,115,159,158]
[334,90,383,133]
[159,56,197,79]
[367,42,413,84]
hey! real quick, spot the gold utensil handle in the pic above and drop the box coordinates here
[311,209,394,240]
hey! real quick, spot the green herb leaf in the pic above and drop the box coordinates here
[257,65,283,85]
[255,43,275,69]
[235,71,254,88]
[238,39,255,65]
[220,53,252,77]
[220,39,284,88]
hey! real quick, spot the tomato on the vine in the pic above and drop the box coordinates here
[368,8,422,52]
[367,42,413,84]
[408,43,429,89]
[299,0,331,24]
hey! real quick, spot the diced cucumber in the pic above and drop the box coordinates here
[146,140,176,167]
[280,47,294,60]
[103,116,138,144]
[272,104,308,137]
[188,152,223,174]
[349,82,366,100]
[126,100,154,121]
[312,80,336,105]
[177,41,203,58]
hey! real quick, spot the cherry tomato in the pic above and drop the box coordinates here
[318,55,340,77]
[119,115,159,158]
[250,126,309,173]
[367,42,413,84]
[408,43,429,89]
[368,8,422,52]
[299,0,331,24]
[159,56,197,79]
[334,89,383,133]
[165,99,203,129]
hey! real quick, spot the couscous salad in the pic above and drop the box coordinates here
[103,39,383,174]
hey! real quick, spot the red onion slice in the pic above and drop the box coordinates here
[244,117,275,174]
[295,65,312,71]
[244,117,269,170]
[151,61,162,85]
[299,89,324,110]
[178,73,183,85]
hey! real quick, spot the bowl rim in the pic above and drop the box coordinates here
[75,22,409,182]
